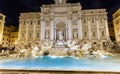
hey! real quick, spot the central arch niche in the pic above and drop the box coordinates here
[54,21,68,41]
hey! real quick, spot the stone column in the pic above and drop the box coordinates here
[96,19,100,40]
[105,18,109,38]
[50,20,54,41]
[68,20,72,40]
[54,28,56,41]
[78,19,83,40]
[66,28,68,40]
[33,19,36,41]
[41,20,45,41]
[26,20,29,44]
[88,19,91,40]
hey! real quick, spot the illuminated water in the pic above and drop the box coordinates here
[0,56,120,71]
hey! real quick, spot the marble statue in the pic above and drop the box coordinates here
[67,40,80,50]
[41,39,53,51]
[74,31,78,38]
[58,30,63,41]
[81,42,92,54]
[54,0,67,4]
[31,45,39,57]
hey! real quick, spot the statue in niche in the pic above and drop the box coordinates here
[54,0,67,4]
[45,31,49,39]
[74,30,78,38]
[58,30,64,41]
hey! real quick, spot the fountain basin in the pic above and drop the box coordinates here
[0,56,120,74]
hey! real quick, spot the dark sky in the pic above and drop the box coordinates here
[0,0,120,26]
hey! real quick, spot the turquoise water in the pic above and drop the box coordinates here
[0,56,120,71]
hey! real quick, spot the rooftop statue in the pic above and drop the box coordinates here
[54,0,67,4]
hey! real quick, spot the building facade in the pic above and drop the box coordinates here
[0,13,5,45]
[19,0,109,45]
[2,26,11,47]
[108,22,115,42]
[113,8,120,43]
[1,25,18,47]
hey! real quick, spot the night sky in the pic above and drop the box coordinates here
[0,0,120,26]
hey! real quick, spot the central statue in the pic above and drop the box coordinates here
[58,30,63,41]
[54,0,67,4]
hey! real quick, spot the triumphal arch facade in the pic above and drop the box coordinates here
[18,0,110,45]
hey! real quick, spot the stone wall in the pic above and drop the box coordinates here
[0,69,119,74]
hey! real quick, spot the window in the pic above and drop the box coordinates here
[84,20,86,24]
[91,11,93,13]
[99,11,101,13]
[92,19,94,23]
[37,33,39,38]
[102,31,105,36]
[38,20,40,25]
[0,15,3,20]
[23,21,25,25]
[31,21,33,25]
[93,31,96,37]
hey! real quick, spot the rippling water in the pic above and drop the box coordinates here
[0,56,120,71]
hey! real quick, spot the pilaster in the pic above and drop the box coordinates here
[105,18,110,39]
[41,20,45,41]
[50,20,54,41]
[68,19,72,40]
[88,18,91,40]
[78,18,83,40]
[96,19,100,40]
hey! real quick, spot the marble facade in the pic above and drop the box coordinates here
[18,0,109,45]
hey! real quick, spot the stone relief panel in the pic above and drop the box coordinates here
[54,7,67,13]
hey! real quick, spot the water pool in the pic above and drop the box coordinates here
[0,56,120,72]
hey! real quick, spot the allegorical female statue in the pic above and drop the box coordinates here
[54,0,67,4]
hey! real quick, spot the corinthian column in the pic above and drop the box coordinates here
[41,20,45,41]
[33,19,36,41]
[26,20,28,43]
[105,18,109,38]
[68,19,72,40]
[78,19,83,40]
[88,19,91,40]
[96,19,100,40]
[50,20,54,41]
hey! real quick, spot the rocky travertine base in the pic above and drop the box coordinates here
[48,48,67,56]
